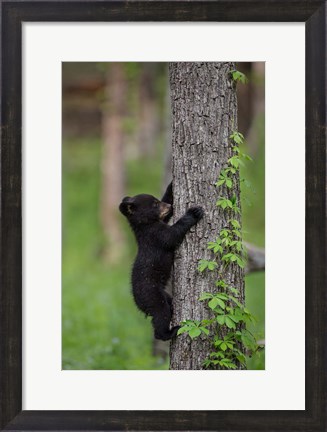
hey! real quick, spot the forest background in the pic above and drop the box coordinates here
[62,62,265,370]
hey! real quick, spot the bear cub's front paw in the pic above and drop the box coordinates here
[187,206,204,221]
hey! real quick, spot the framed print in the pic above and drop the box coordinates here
[1,1,326,431]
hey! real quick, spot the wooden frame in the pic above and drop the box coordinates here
[1,1,326,430]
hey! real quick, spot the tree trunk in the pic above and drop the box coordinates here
[100,63,126,263]
[244,242,265,274]
[137,63,158,157]
[169,62,245,370]
[236,62,253,138]
[243,62,265,156]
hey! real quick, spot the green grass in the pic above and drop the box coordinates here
[62,135,265,370]
[245,272,265,369]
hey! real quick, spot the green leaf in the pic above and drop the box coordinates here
[237,353,246,364]
[230,296,242,307]
[228,286,239,295]
[229,314,241,323]
[208,240,222,254]
[230,219,241,229]
[222,253,233,262]
[231,70,248,84]
[220,342,227,351]
[202,319,214,326]
[215,280,228,289]
[216,298,226,309]
[233,135,242,145]
[216,315,225,325]
[207,261,218,271]
[228,156,240,169]
[214,339,223,347]
[200,327,210,336]
[177,326,190,335]
[199,292,213,301]
[221,238,230,247]
[216,293,229,300]
[198,260,209,272]
[189,327,202,339]
[225,167,236,175]
[208,297,219,310]
[244,154,253,161]
[241,330,257,351]
[236,257,245,268]
[220,359,237,369]
[225,316,236,329]
[215,179,225,187]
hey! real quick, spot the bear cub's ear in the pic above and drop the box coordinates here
[119,197,135,216]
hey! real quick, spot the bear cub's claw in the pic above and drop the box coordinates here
[187,206,204,221]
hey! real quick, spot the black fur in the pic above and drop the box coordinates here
[119,182,204,341]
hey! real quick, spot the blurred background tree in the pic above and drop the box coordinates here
[62,62,265,370]
[100,63,127,264]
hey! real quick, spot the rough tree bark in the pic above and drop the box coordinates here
[169,62,245,370]
[100,63,126,263]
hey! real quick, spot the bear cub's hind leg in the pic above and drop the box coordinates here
[152,293,180,341]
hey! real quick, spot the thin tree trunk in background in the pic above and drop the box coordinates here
[236,62,253,138]
[137,63,158,157]
[244,62,265,155]
[100,63,126,263]
[169,62,245,370]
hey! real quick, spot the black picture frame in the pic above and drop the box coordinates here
[1,1,326,430]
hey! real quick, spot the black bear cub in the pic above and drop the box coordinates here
[119,183,204,341]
